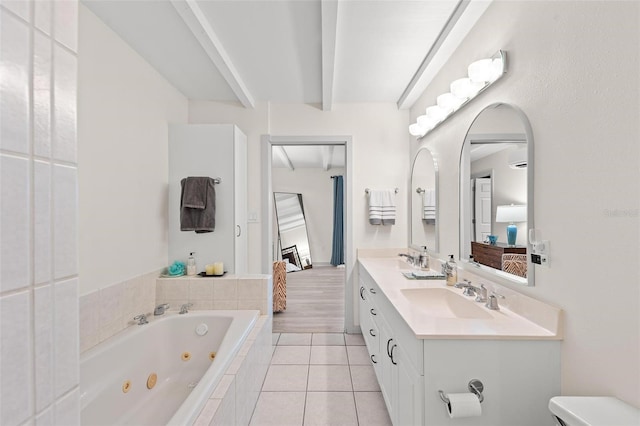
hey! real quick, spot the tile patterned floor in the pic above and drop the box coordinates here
[249,333,393,426]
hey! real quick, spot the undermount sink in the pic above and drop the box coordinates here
[400,288,493,319]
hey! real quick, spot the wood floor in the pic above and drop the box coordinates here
[272,265,345,333]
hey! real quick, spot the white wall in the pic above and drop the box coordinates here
[410,1,639,406]
[1,0,80,423]
[77,5,188,294]
[273,167,344,264]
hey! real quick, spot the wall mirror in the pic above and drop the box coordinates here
[274,192,312,270]
[410,147,439,253]
[459,103,534,286]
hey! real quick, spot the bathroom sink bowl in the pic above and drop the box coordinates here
[400,288,492,319]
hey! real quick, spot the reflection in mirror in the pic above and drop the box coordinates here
[459,103,534,285]
[410,148,438,253]
[274,192,312,271]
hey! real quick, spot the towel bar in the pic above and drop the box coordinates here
[365,188,399,195]
[213,177,221,184]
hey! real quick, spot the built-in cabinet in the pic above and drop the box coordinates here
[358,262,561,426]
[168,124,247,273]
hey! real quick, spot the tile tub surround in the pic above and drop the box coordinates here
[156,274,273,315]
[193,315,272,426]
[79,269,159,353]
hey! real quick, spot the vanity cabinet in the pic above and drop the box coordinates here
[357,260,561,426]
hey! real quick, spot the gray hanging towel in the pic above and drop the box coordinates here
[180,177,216,233]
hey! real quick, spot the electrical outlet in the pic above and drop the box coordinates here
[531,253,549,268]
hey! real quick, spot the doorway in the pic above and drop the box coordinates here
[261,136,354,333]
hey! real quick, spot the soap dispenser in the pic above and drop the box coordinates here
[187,252,197,276]
[446,254,457,286]
[418,246,430,270]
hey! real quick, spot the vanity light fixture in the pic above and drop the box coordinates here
[409,50,507,138]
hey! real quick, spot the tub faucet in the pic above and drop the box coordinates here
[179,303,193,314]
[133,314,148,325]
[154,303,170,316]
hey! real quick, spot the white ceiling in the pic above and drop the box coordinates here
[272,145,345,170]
[82,0,493,110]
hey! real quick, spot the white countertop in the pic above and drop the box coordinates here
[358,257,563,340]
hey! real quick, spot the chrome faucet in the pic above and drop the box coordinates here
[474,284,488,303]
[485,291,505,310]
[398,253,417,266]
[133,314,149,325]
[154,303,170,316]
[179,303,193,314]
[454,279,477,297]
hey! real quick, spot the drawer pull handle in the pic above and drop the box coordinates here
[369,329,376,337]
[390,344,397,365]
[369,288,377,294]
[360,287,365,300]
[386,338,394,357]
[370,308,377,316]
[370,354,377,364]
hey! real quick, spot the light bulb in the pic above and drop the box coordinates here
[450,78,485,99]
[409,123,426,137]
[468,58,494,83]
[417,114,438,131]
[437,93,465,111]
[425,105,449,122]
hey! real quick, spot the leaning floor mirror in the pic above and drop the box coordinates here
[273,192,313,271]
[459,103,534,286]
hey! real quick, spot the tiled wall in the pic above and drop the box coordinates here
[79,269,159,353]
[0,0,79,424]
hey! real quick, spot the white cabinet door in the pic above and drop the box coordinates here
[395,344,424,426]
[233,127,248,273]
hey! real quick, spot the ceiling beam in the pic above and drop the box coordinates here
[321,0,339,111]
[170,0,255,108]
[396,0,472,110]
[274,146,295,171]
[322,145,334,171]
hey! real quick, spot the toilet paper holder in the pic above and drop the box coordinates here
[439,379,485,404]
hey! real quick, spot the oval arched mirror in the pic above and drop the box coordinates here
[459,103,534,285]
[410,147,438,253]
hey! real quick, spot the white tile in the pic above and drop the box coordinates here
[122,276,144,322]
[344,333,365,346]
[33,32,52,158]
[191,300,213,310]
[34,0,52,35]
[162,279,189,300]
[304,392,358,426]
[53,0,77,52]
[34,286,54,411]
[272,333,280,345]
[1,0,30,21]
[213,279,237,300]
[79,290,100,353]
[261,365,308,392]
[211,374,234,399]
[271,346,310,365]
[250,392,306,426]
[213,299,237,310]
[237,299,264,312]
[307,365,352,392]
[99,281,124,341]
[193,398,220,426]
[53,164,77,279]
[310,346,348,365]
[347,345,371,365]
[141,272,157,314]
[0,11,29,153]
[312,333,345,346]
[0,155,30,292]
[190,278,214,300]
[350,365,380,391]
[54,388,79,426]
[0,291,32,426]
[52,45,76,163]
[35,404,54,425]
[238,279,262,299]
[211,380,235,426]
[54,279,79,397]
[354,392,392,426]
[34,160,51,285]
[277,333,311,346]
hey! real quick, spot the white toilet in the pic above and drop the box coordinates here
[549,396,640,426]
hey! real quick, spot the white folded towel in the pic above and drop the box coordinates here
[422,188,436,221]
[368,189,396,225]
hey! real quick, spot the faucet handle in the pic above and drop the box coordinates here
[133,314,149,325]
[491,290,505,299]
[485,291,505,310]
[179,303,193,314]
[475,284,488,303]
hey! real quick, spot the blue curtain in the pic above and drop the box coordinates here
[330,176,344,266]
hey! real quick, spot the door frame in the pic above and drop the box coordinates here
[261,135,355,333]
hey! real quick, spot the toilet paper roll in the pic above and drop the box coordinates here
[446,392,482,418]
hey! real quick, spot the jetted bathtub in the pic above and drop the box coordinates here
[80,310,259,425]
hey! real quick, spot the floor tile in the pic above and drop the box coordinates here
[350,365,380,391]
[354,392,393,426]
[307,365,352,392]
[278,333,312,346]
[310,346,348,365]
[272,333,280,345]
[346,345,371,365]
[261,365,309,392]
[304,392,357,426]
[344,333,365,346]
[271,346,311,365]
[311,333,345,346]
[250,391,306,426]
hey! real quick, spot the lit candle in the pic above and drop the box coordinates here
[213,262,224,275]
[205,264,215,275]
